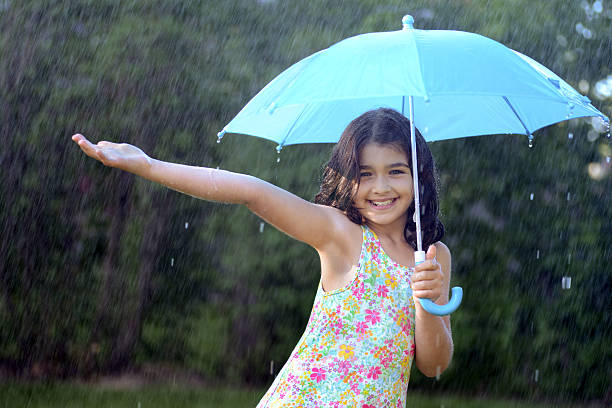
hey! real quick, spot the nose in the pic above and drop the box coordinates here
[372,175,391,193]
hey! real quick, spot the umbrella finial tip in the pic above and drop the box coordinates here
[402,15,414,30]
[217,129,226,143]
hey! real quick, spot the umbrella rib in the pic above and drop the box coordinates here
[502,96,531,136]
[278,104,308,149]
[407,30,429,99]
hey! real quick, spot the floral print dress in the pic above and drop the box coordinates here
[257,225,416,407]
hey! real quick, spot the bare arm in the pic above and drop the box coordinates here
[71,134,345,250]
[412,242,453,377]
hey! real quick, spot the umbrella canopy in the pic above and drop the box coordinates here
[218,15,608,315]
[219,16,607,148]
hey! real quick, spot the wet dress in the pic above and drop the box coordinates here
[257,225,416,407]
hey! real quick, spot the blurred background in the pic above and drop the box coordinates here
[1,0,611,406]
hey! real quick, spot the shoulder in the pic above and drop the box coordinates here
[316,205,362,255]
[317,204,359,230]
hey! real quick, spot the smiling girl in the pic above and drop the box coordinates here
[72,107,453,407]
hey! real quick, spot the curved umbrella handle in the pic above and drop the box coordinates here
[418,287,463,316]
[414,250,463,316]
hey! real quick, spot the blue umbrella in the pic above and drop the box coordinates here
[218,15,608,316]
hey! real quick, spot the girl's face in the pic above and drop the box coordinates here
[354,142,414,228]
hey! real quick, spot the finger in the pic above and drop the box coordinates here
[76,136,96,154]
[412,275,442,289]
[414,259,439,273]
[411,279,432,290]
[426,244,437,261]
[413,270,442,283]
[413,289,440,301]
[75,137,103,161]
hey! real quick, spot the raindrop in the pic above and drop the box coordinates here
[556,34,567,47]
[594,75,612,99]
[536,250,540,259]
[582,29,593,39]
[587,130,599,142]
[259,222,265,233]
[568,253,571,264]
[592,116,609,133]
[268,102,277,114]
[528,134,534,148]
[563,50,577,63]
[171,258,174,267]
[270,360,274,375]
[568,132,574,139]
[185,222,189,229]
[534,369,539,382]
[530,193,534,200]
[590,162,605,180]
[277,156,281,163]
[435,365,441,381]
[583,0,595,19]
[138,402,141,408]
[562,276,572,290]
[567,192,571,201]
[606,157,610,163]
[593,1,603,13]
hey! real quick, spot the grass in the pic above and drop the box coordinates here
[0,383,600,408]
[0,383,262,408]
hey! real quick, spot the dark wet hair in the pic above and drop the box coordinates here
[314,108,444,250]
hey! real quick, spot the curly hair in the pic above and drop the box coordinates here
[314,108,444,250]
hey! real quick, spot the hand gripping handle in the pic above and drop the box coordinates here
[414,251,463,316]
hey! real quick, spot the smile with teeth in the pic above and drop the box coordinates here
[369,198,397,208]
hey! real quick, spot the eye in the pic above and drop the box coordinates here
[359,172,372,177]
[390,169,405,175]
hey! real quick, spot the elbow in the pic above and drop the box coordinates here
[419,359,451,378]
[416,346,453,378]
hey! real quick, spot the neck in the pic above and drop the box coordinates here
[365,216,408,244]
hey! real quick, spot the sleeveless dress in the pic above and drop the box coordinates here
[257,225,416,407]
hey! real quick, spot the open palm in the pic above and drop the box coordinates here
[72,134,152,174]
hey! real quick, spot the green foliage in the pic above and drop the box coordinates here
[1,0,610,403]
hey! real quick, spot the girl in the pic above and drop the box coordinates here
[72,108,453,407]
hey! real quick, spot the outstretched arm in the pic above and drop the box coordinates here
[72,134,345,251]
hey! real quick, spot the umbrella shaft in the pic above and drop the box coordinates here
[408,95,423,252]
